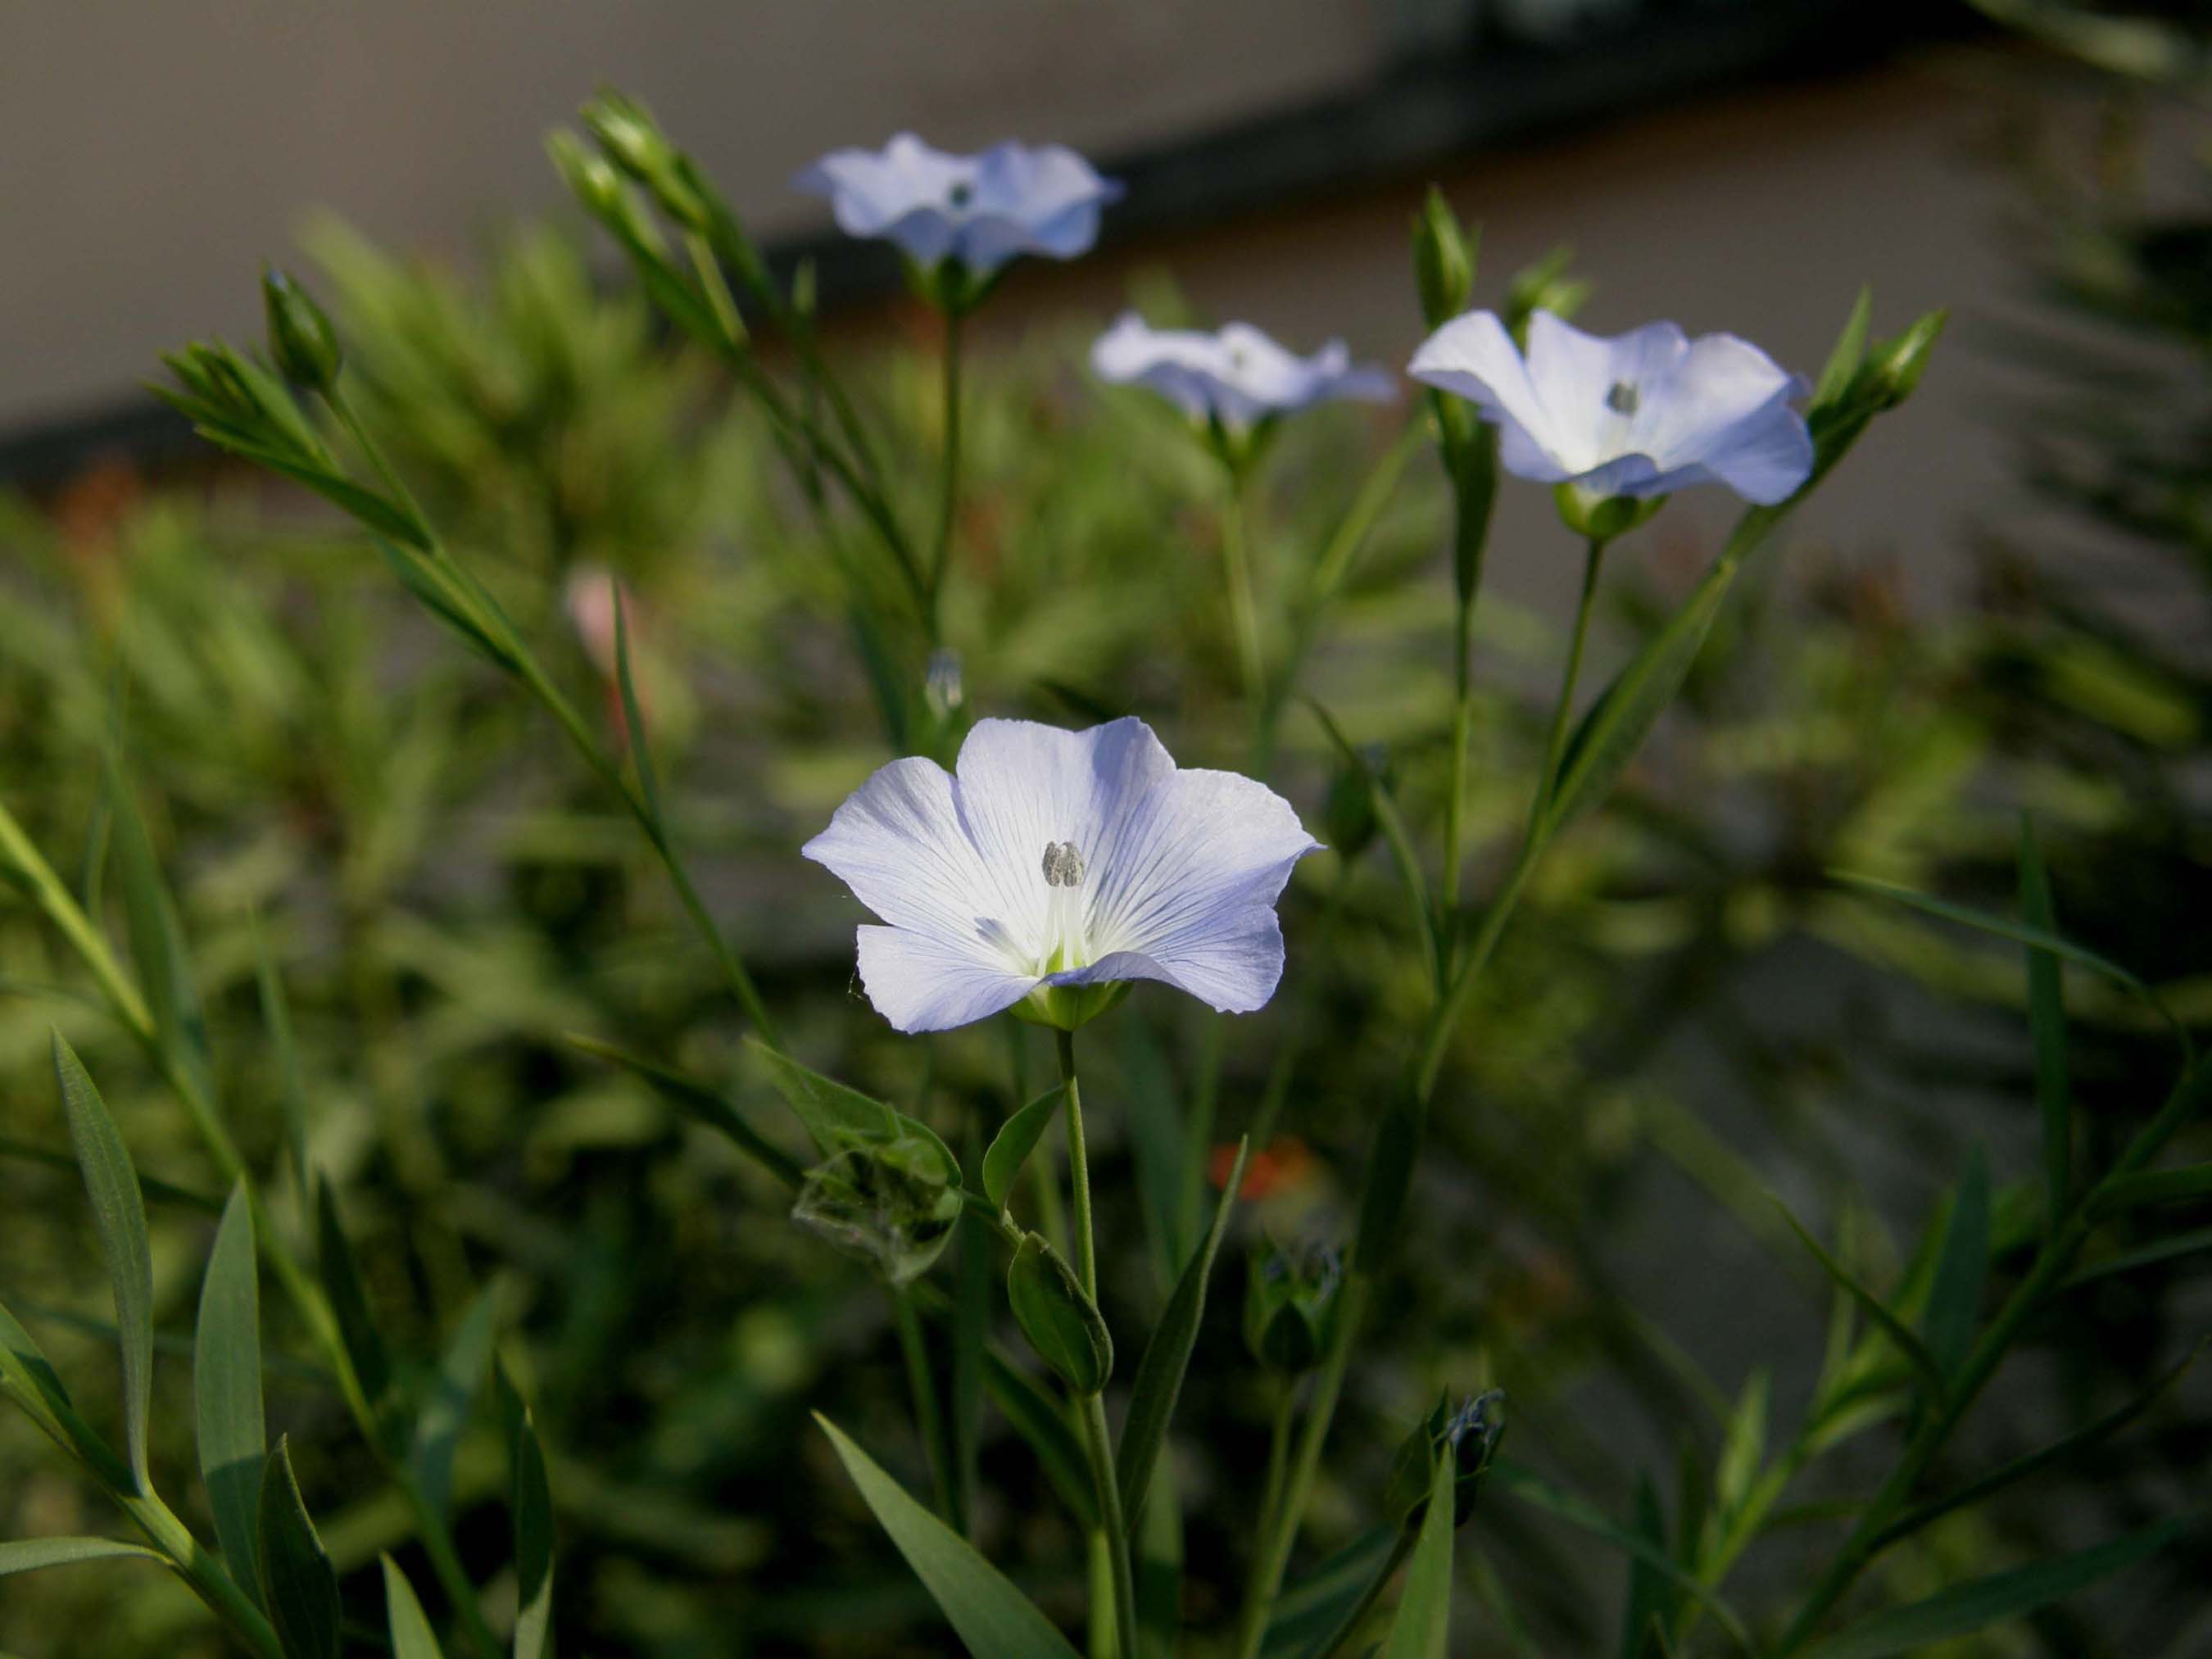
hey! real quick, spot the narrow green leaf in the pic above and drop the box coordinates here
[413,1288,499,1522]
[1871,1342,2201,1552]
[980,1346,1098,1531]
[381,1555,446,1659]
[314,1177,392,1417]
[566,1031,805,1188]
[196,1182,265,1608]
[951,1122,990,1537]
[0,1135,221,1213]
[1489,1462,1754,1652]
[1922,1149,1990,1380]
[1768,1192,1947,1407]
[1828,873,2155,1005]
[258,1437,341,1659]
[2062,1225,2212,1289]
[1380,1444,1457,1659]
[983,1086,1066,1213]
[610,582,663,827]
[2092,1162,2212,1216]
[0,1295,134,1490]
[746,1036,959,1176]
[252,922,310,1201]
[0,1537,166,1576]
[496,1361,555,1659]
[1542,560,1734,835]
[102,757,211,1091]
[2018,817,2071,1224]
[1813,286,1874,408]
[1117,1138,1249,1527]
[1007,1233,1111,1395]
[1618,1474,1671,1659]
[1800,1517,2187,1659]
[1259,1525,1399,1656]
[52,1033,155,1494]
[817,1413,1083,1659]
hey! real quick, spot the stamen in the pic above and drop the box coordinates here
[1605,380,1640,416]
[1040,841,1088,972]
[1041,841,1085,888]
[948,181,974,210]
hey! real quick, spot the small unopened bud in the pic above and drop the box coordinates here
[1504,246,1588,338]
[1863,310,1946,410]
[1412,186,1475,329]
[1385,1389,1506,1530]
[1244,1237,1344,1374]
[261,267,341,392]
[1008,1232,1112,1394]
[924,648,964,722]
[549,130,623,219]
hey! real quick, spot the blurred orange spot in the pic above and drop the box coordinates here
[1211,1137,1316,1201]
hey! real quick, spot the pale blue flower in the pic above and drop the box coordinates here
[792,134,1122,276]
[1092,314,1397,430]
[1408,310,1813,505]
[804,718,1318,1034]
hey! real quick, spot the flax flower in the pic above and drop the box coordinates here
[804,718,1317,1033]
[1092,314,1396,430]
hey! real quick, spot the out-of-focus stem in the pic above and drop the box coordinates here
[927,310,965,646]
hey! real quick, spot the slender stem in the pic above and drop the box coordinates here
[1439,582,1476,923]
[1081,1393,1141,1659]
[1231,1380,1299,1655]
[1057,1029,1097,1297]
[1775,1055,2210,1652]
[894,1288,957,1522]
[927,309,965,646]
[1219,471,1267,725]
[1527,537,1607,834]
[122,1491,283,1659]
[1235,1277,1371,1659]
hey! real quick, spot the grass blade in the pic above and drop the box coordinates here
[1921,1148,1990,1380]
[497,1360,555,1659]
[52,1032,156,1494]
[1380,1443,1457,1659]
[258,1437,341,1659]
[197,1181,266,1607]
[381,1555,447,1659]
[314,1177,393,1422]
[817,1412,1083,1658]
[1769,1191,1947,1407]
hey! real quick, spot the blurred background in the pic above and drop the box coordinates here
[2,2,2209,1655]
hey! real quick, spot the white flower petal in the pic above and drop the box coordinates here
[1408,310,1562,466]
[856,926,1039,1034]
[1672,390,1813,504]
[802,755,1017,962]
[1097,315,1393,425]
[1081,767,1318,1013]
[1641,333,1800,469]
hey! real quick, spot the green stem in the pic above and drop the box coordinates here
[894,1287,958,1523]
[122,1491,283,1659]
[1220,473,1267,726]
[927,310,965,646]
[1234,1273,1371,1659]
[1527,537,1607,834]
[1439,585,1476,923]
[1058,1029,1098,1297]
[1232,1380,1299,1655]
[1081,1392,1141,1659]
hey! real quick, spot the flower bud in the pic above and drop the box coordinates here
[791,1135,962,1285]
[549,129,624,220]
[261,267,342,392]
[1861,310,1946,410]
[1008,1232,1113,1394]
[923,649,964,723]
[1412,186,1475,329]
[1243,1237,1343,1374]
[584,93,711,232]
[1385,1389,1505,1530]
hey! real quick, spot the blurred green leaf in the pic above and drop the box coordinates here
[1921,1148,1990,1380]
[747,1037,958,1178]
[611,582,663,827]
[1618,1474,1671,1659]
[497,1360,555,1659]
[978,1344,1098,1531]
[1770,1192,1947,1407]
[1305,697,1437,982]
[52,1032,156,1494]
[1380,1442,1456,1659]
[2018,817,2071,1224]
[567,1032,805,1189]
[197,1182,266,1608]
[817,1413,1083,1659]
[314,1177,394,1422]
[103,756,211,1097]
[1813,287,1874,408]
[252,925,310,1202]
[1827,873,2155,1009]
[1007,1232,1110,1396]
[413,1288,498,1523]
[1799,1516,2187,1659]
[0,1296,133,1490]
[982,1086,1065,1213]
[381,1555,446,1659]
[258,1437,341,1659]
[0,1538,166,1576]
[1117,1138,1248,1529]
[2091,1162,2212,1216]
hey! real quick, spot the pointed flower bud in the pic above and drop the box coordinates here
[1243,1237,1344,1374]
[1861,310,1946,410]
[1385,1389,1506,1530]
[1412,186,1475,329]
[791,1135,962,1285]
[261,267,342,392]
[1008,1232,1113,1394]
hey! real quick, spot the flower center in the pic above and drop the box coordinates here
[1605,379,1640,416]
[948,180,974,210]
[1040,840,1089,972]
